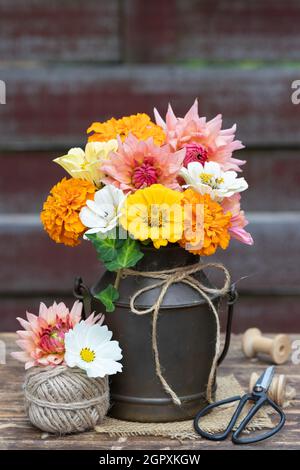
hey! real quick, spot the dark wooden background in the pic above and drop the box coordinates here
[0,0,299,332]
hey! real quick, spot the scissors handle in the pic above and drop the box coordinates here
[194,393,252,441]
[232,396,286,444]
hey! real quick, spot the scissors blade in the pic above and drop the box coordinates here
[254,366,275,392]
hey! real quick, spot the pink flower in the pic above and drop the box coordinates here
[11,301,103,369]
[222,194,253,245]
[183,142,208,167]
[101,134,185,192]
[154,99,245,172]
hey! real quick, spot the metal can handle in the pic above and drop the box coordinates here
[73,276,92,320]
[217,283,238,366]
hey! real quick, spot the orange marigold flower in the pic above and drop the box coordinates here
[41,178,96,247]
[87,113,166,146]
[180,189,231,256]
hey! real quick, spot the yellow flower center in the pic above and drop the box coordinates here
[200,173,224,188]
[200,173,213,184]
[216,177,224,184]
[80,160,88,170]
[145,206,168,228]
[80,347,96,363]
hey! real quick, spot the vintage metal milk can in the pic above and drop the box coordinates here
[74,245,236,422]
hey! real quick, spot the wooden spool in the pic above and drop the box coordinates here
[249,372,287,406]
[242,328,291,365]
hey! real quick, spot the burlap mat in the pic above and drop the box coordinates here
[95,375,276,441]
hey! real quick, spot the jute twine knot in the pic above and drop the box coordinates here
[24,366,109,434]
[122,262,231,406]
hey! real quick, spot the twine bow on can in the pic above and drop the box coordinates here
[122,262,231,406]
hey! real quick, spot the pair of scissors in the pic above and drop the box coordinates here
[194,366,286,444]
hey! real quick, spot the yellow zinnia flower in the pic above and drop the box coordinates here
[41,178,96,247]
[120,184,183,249]
[180,189,231,256]
[53,140,118,187]
[87,113,165,146]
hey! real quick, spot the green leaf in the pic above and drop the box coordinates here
[95,284,119,313]
[87,233,122,265]
[105,238,144,271]
[87,233,144,272]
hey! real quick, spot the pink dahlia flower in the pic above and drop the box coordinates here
[101,134,185,192]
[221,194,253,245]
[154,99,245,172]
[183,142,208,167]
[11,301,103,369]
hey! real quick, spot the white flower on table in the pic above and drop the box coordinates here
[64,321,123,378]
[79,184,126,237]
[179,161,248,201]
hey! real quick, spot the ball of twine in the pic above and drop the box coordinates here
[24,366,109,434]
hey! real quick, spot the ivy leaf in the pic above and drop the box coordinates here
[87,233,122,265]
[95,284,119,313]
[87,233,144,272]
[105,238,144,271]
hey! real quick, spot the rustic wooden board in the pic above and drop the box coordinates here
[2,0,300,64]
[0,0,120,61]
[124,0,300,62]
[0,213,299,296]
[0,333,299,450]
[242,149,300,212]
[0,65,299,148]
[0,151,62,214]
[1,294,300,334]
[1,149,300,213]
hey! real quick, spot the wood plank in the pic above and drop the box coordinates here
[0,151,63,214]
[0,0,120,61]
[219,295,300,334]
[124,0,300,62]
[0,213,299,296]
[213,213,300,295]
[1,149,300,213]
[0,65,299,149]
[1,333,299,449]
[242,149,300,212]
[2,294,300,333]
[0,217,101,295]
[0,296,73,332]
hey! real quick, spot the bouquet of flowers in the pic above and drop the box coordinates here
[41,99,253,312]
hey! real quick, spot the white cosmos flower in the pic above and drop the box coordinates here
[179,161,248,201]
[79,184,126,237]
[64,321,123,378]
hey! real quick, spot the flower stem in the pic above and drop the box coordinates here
[114,269,122,290]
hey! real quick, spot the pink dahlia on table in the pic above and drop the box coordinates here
[221,194,253,246]
[101,134,185,192]
[11,301,103,369]
[154,99,245,172]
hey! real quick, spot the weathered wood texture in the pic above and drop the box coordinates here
[2,0,300,63]
[0,65,299,149]
[1,213,300,332]
[1,295,300,334]
[0,1,299,334]
[124,0,300,62]
[0,333,299,450]
[0,0,120,61]
[1,214,299,296]
[1,149,300,213]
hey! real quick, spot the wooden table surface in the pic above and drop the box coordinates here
[0,333,299,450]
